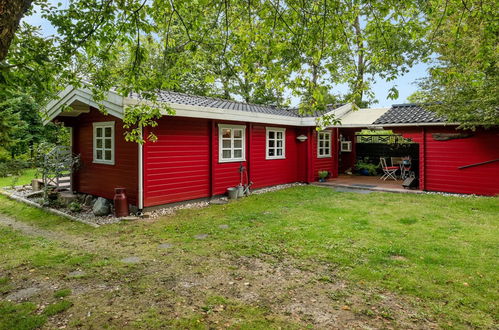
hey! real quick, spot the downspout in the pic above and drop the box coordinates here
[138,125,144,211]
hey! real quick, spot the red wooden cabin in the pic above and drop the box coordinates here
[44,87,499,210]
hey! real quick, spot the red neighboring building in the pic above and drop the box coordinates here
[44,87,499,210]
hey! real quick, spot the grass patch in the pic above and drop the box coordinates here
[0,301,46,330]
[53,288,72,298]
[0,185,497,328]
[43,300,73,317]
[0,168,38,188]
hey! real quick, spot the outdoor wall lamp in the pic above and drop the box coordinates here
[296,135,308,142]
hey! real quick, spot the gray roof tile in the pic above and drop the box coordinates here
[129,90,344,118]
[373,104,446,125]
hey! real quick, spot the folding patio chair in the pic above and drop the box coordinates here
[380,157,398,181]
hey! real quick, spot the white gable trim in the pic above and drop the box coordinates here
[43,86,124,124]
[44,86,358,127]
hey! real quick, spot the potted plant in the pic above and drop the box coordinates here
[355,161,379,176]
[318,170,329,182]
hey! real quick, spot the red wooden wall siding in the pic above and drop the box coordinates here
[210,120,249,195]
[424,127,499,195]
[142,117,318,207]
[311,128,337,180]
[64,108,138,204]
[143,117,211,207]
[397,127,499,196]
[249,125,300,189]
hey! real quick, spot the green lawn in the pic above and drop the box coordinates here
[0,168,38,188]
[0,186,497,329]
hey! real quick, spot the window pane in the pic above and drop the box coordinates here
[222,150,231,159]
[319,149,323,155]
[277,140,282,147]
[234,140,242,148]
[269,140,275,147]
[105,150,112,160]
[96,139,102,148]
[96,150,103,159]
[234,149,242,158]
[319,141,323,147]
[104,139,111,149]
[277,131,282,139]
[277,149,282,156]
[105,127,112,137]
[233,129,242,138]
[325,141,329,148]
[268,131,275,139]
[222,129,231,138]
[96,127,102,137]
[222,140,231,148]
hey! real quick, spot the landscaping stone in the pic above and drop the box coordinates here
[59,191,79,206]
[219,224,229,229]
[158,243,173,249]
[93,197,110,216]
[121,216,139,221]
[121,256,141,264]
[194,234,209,240]
[6,287,40,301]
[31,179,44,191]
[83,194,94,207]
[67,270,86,278]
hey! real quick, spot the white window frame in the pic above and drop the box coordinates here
[93,121,115,165]
[266,127,286,160]
[218,124,246,163]
[317,130,332,158]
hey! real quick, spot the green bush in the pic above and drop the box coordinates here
[0,160,30,177]
[355,161,379,176]
[68,201,82,213]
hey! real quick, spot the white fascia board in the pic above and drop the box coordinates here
[43,87,124,125]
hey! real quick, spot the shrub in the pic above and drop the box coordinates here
[0,159,30,177]
[68,201,82,213]
[318,170,329,179]
[355,161,379,176]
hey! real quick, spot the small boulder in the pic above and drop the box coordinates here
[84,194,94,207]
[129,204,139,215]
[92,197,110,216]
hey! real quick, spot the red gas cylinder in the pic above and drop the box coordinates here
[113,188,129,217]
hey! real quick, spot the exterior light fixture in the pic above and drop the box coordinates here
[296,135,308,142]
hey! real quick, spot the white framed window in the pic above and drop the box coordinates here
[218,124,246,162]
[93,121,115,165]
[317,131,332,158]
[266,127,286,160]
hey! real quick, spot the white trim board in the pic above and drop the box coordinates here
[43,86,453,128]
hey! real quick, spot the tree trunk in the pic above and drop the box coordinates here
[0,0,33,62]
[353,15,365,105]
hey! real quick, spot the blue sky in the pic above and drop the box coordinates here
[24,3,429,107]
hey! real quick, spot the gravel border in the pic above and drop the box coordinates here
[0,189,100,228]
